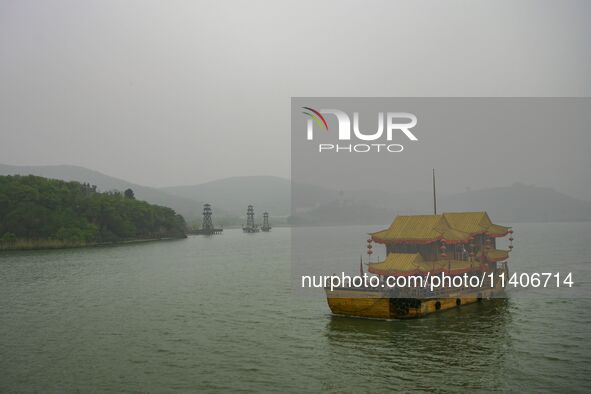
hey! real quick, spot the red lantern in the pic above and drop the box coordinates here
[441,253,448,258]
[367,250,373,255]
[509,237,514,242]
[508,229,514,234]
[367,238,372,243]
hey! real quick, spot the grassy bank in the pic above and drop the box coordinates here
[0,236,187,252]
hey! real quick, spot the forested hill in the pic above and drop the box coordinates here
[0,175,187,250]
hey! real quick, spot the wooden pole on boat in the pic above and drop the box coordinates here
[432,168,437,215]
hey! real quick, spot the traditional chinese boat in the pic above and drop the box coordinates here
[325,211,514,319]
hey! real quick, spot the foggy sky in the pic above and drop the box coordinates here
[1,1,590,197]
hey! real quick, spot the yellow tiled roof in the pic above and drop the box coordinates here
[368,253,475,275]
[486,223,511,236]
[368,253,424,274]
[443,212,490,234]
[371,214,471,244]
[372,215,443,241]
[372,211,510,244]
[443,212,510,236]
[484,248,509,262]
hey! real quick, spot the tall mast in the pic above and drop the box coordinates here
[432,168,437,215]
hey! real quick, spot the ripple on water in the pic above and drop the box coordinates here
[0,227,590,392]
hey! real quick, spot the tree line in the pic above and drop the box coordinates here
[0,175,187,249]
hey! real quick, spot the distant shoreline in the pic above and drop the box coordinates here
[0,236,187,252]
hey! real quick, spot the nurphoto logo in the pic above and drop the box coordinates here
[302,107,418,153]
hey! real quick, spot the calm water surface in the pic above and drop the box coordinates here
[1,223,590,392]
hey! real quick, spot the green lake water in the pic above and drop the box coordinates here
[1,223,590,392]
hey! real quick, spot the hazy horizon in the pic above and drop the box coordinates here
[2,0,591,197]
[3,162,591,209]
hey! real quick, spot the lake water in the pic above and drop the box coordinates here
[1,223,591,392]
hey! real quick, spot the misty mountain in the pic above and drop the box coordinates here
[289,199,396,227]
[439,183,591,223]
[2,164,590,224]
[0,164,202,220]
[161,176,292,217]
[291,183,591,225]
[161,176,341,217]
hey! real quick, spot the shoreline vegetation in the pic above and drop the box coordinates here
[0,236,186,252]
[0,175,187,252]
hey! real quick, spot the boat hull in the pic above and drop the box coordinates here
[325,286,503,319]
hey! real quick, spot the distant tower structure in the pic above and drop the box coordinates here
[243,205,260,233]
[261,211,271,232]
[202,203,213,232]
[246,205,255,228]
[194,203,222,235]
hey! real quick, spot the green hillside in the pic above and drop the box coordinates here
[0,163,202,220]
[0,175,186,250]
